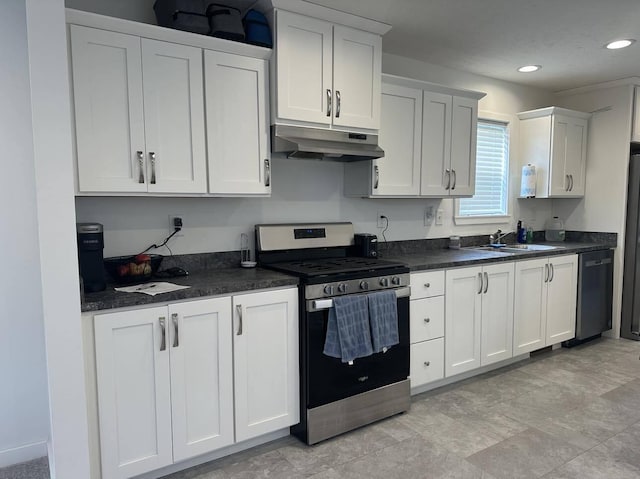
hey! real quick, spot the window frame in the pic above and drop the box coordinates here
[454,111,514,226]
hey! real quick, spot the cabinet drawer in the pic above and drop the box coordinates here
[410,338,445,388]
[410,296,444,343]
[410,270,445,298]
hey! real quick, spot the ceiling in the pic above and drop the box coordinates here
[308,0,640,92]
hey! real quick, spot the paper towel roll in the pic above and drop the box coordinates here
[520,164,536,197]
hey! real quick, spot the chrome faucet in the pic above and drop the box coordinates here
[489,229,511,245]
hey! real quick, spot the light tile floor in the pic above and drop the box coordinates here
[3,338,639,479]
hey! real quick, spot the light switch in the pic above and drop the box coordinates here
[435,208,444,225]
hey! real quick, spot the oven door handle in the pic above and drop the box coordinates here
[307,287,411,312]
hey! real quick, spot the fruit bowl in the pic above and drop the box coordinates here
[104,254,163,284]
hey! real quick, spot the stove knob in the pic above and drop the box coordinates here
[379,277,389,287]
[391,276,401,285]
[359,280,369,290]
[338,283,348,293]
[323,285,335,296]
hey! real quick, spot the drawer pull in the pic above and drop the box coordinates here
[424,361,430,367]
[424,283,430,288]
[424,318,430,323]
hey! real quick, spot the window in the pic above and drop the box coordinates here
[457,119,510,222]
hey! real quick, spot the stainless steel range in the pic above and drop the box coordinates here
[255,222,411,445]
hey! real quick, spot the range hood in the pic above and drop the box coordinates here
[272,125,384,161]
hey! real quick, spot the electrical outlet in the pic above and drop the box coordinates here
[435,208,444,225]
[377,211,387,228]
[424,206,434,226]
[169,215,184,237]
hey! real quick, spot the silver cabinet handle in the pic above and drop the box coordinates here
[236,304,243,335]
[172,313,179,348]
[544,264,549,283]
[569,174,574,191]
[424,361,430,367]
[264,159,271,187]
[451,169,457,190]
[549,263,555,282]
[565,175,569,191]
[424,283,431,288]
[137,151,145,183]
[149,152,156,185]
[483,272,489,294]
[445,169,451,190]
[159,317,166,351]
[326,89,332,117]
[477,272,483,294]
[424,318,430,323]
[374,165,379,189]
[335,90,341,118]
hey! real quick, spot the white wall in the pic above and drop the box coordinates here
[0,0,50,467]
[76,51,556,257]
[556,83,635,338]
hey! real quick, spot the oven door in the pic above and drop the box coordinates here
[304,288,410,409]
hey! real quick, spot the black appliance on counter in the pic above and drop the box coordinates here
[353,233,378,258]
[77,223,106,292]
[256,222,410,445]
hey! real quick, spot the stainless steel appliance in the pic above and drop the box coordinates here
[77,223,106,292]
[255,222,411,445]
[565,249,613,346]
[622,151,640,339]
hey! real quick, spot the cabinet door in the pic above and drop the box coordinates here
[142,39,207,194]
[421,91,452,196]
[563,117,588,196]
[275,10,332,125]
[410,338,445,388]
[546,255,578,345]
[449,96,478,196]
[205,51,270,195]
[445,267,482,377]
[480,263,514,366]
[169,298,234,462]
[514,258,548,355]
[332,25,381,130]
[233,288,299,442]
[549,115,572,197]
[410,296,445,343]
[94,307,172,478]
[633,86,640,143]
[373,84,422,196]
[70,25,146,193]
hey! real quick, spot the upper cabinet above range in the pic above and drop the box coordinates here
[270,2,391,132]
[518,107,591,198]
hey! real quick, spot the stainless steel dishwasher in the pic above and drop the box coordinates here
[564,249,614,347]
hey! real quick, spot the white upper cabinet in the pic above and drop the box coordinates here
[205,51,271,195]
[71,26,207,194]
[518,107,590,198]
[633,86,640,142]
[344,75,484,198]
[273,9,384,131]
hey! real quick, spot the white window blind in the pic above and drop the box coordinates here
[459,120,509,216]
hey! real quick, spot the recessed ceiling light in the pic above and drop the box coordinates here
[517,65,541,73]
[606,39,635,49]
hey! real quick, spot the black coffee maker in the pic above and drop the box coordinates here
[77,223,106,292]
[354,233,378,258]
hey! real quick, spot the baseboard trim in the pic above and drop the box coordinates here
[0,441,48,468]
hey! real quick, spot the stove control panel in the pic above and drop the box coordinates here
[305,273,410,300]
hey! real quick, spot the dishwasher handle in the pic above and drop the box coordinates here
[585,258,612,267]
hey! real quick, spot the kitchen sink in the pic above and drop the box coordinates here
[467,244,565,253]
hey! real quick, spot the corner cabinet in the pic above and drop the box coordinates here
[513,255,578,355]
[272,8,387,131]
[344,75,485,198]
[632,85,640,143]
[518,107,591,198]
[67,9,272,197]
[93,288,298,479]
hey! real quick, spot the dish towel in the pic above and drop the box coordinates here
[323,295,373,363]
[367,290,399,353]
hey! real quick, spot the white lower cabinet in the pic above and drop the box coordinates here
[94,288,298,479]
[409,271,446,388]
[445,262,515,377]
[514,255,578,355]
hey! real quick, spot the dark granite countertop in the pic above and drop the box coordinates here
[381,241,615,272]
[82,266,298,313]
